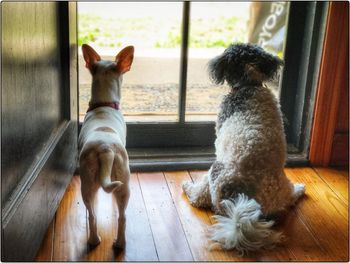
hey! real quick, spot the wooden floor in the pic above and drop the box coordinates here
[35,167,349,261]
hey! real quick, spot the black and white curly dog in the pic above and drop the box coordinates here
[182,43,305,254]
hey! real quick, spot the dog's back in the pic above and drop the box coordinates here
[215,85,286,173]
[79,107,127,192]
[79,107,126,151]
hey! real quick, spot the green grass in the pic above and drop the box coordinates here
[78,14,247,48]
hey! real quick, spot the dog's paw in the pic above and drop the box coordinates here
[182,181,204,207]
[182,181,193,194]
[291,183,305,204]
[88,235,101,247]
[293,183,305,196]
[182,181,196,202]
[113,238,125,250]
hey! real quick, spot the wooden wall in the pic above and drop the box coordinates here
[1,2,78,261]
[2,2,65,205]
[330,40,349,166]
[309,2,349,167]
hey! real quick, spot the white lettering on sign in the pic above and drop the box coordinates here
[265,14,277,30]
[271,2,284,16]
[258,2,286,48]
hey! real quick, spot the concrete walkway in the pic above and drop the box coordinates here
[78,48,224,85]
[78,48,279,122]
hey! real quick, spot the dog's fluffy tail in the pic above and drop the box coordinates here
[99,150,123,193]
[208,194,283,255]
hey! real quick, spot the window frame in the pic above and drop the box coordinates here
[279,2,328,163]
[78,2,329,171]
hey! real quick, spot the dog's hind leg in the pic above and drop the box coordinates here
[113,154,130,250]
[81,179,101,246]
[80,154,102,246]
[182,166,215,208]
[113,186,130,249]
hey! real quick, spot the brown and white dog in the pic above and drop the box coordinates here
[79,44,134,249]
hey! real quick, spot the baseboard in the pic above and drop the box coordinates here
[128,146,309,172]
[2,121,78,261]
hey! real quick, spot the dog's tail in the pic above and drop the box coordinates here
[208,194,283,255]
[99,149,123,193]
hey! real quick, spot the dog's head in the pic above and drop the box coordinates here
[208,43,283,88]
[82,44,134,103]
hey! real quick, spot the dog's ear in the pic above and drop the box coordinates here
[115,46,134,74]
[82,44,101,71]
[208,53,227,85]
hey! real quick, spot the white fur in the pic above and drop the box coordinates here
[182,86,306,254]
[209,194,283,255]
[183,44,306,254]
[79,45,133,249]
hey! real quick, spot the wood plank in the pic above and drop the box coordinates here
[272,208,330,261]
[115,173,158,261]
[274,169,332,261]
[52,176,88,261]
[314,167,348,204]
[285,167,349,261]
[137,172,193,261]
[35,218,54,261]
[165,171,255,261]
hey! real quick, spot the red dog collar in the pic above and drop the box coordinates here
[87,102,120,112]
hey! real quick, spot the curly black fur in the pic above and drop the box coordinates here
[210,161,225,183]
[208,43,283,88]
[216,86,259,131]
